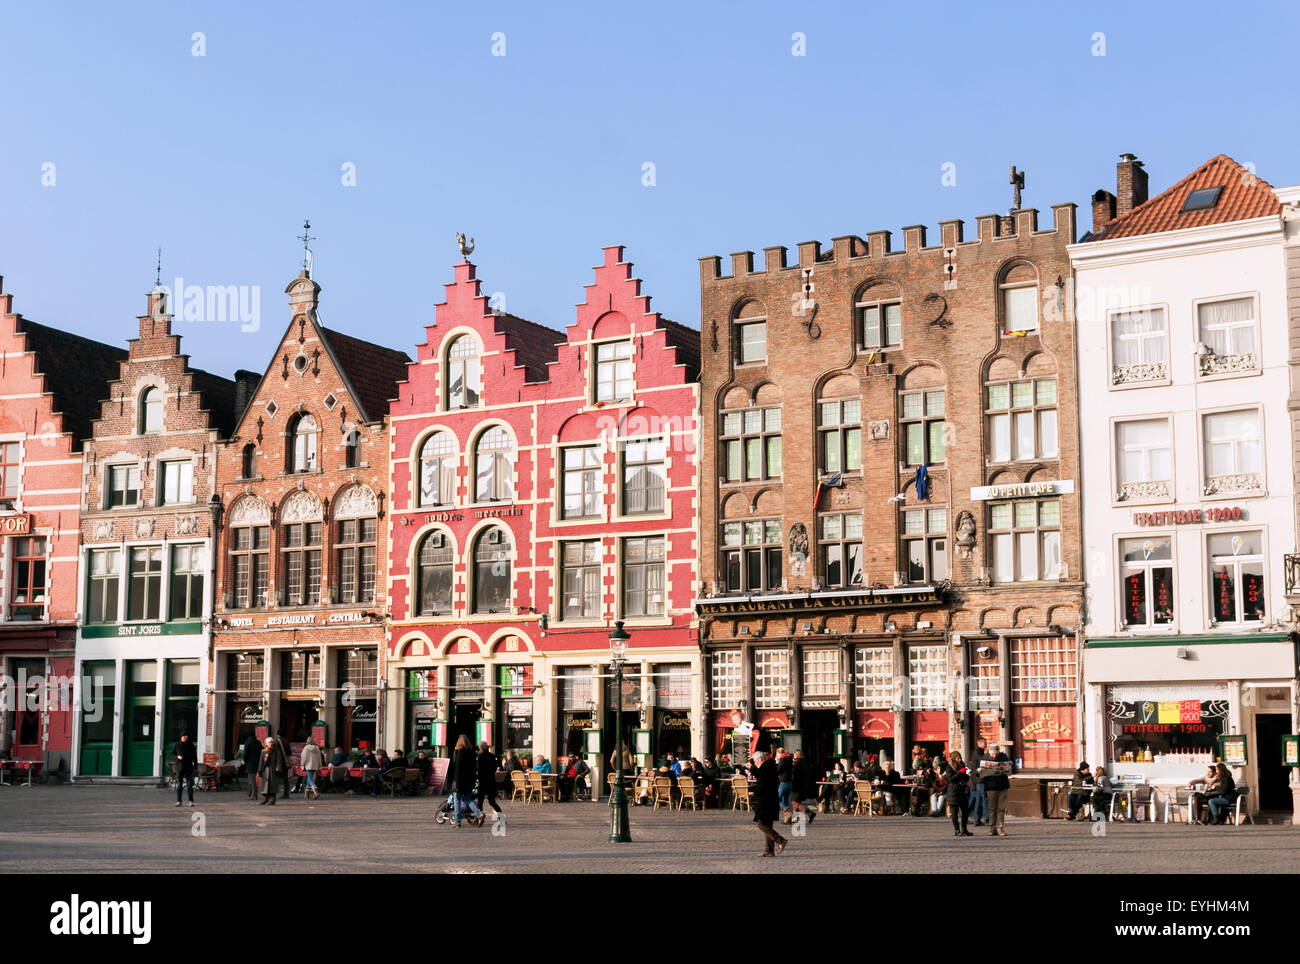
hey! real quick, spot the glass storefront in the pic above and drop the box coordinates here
[557,667,593,762]
[497,665,533,757]
[1106,683,1229,766]
[407,668,437,755]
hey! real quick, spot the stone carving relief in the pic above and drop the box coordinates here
[176,514,200,535]
[134,517,155,538]
[1203,473,1263,496]
[1117,480,1171,502]
[1112,362,1168,385]
[333,483,378,520]
[955,510,977,559]
[92,520,114,541]
[281,488,323,524]
[788,522,809,577]
[1198,352,1258,377]
[228,495,271,526]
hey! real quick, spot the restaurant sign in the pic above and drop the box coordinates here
[1019,711,1074,744]
[0,513,32,535]
[856,710,895,739]
[697,587,942,616]
[221,611,377,630]
[1132,506,1243,526]
[970,480,1074,501]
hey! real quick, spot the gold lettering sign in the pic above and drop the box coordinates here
[697,589,941,617]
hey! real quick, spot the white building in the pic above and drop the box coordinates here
[1070,154,1299,820]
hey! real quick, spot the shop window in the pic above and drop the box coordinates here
[561,445,602,519]
[231,525,270,608]
[901,507,947,584]
[736,318,766,364]
[989,499,1061,583]
[710,650,743,710]
[907,645,948,710]
[281,522,322,606]
[445,335,482,410]
[169,544,206,621]
[621,536,665,618]
[594,339,634,403]
[416,531,453,615]
[819,513,863,589]
[107,464,141,508]
[282,650,322,690]
[80,662,116,752]
[86,547,121,624]
[287,413,318,473]
[900,390,946,466]
[1110,307,1168,385]
[1119,536,1174,629]
[335,517,377,604]
[140,387,163,434]
[9,536,48,620]
[1208,531,1265,624]
[854,647,893,709]
[820,398,862,473]
[1115,418,1172,502]
[621,437,666,515]
[656,663,691,710]
[753,649,789,709]
[860,299,902,351]
[1010,636,1077,705]
[560,540,602,621]
[1202,410,1262,495]
[473,527,512,614]
[127,546,162,622]
[720,518,781,593]
[474,426,514,503]
[231,653,265,698]
[418,432,457,507]
[1001,278,1038,333]
[0,441,20,500]
[340,648,378,695]
[1197,297,1258,376]
[720,406,781,482]
[159,460,194,505]
[802,648,839,700]
[986,377,1057,463]
[1106,684,1228,765]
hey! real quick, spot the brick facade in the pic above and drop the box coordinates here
[697,205,1085,779]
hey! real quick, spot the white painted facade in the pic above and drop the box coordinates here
[1069,211,1300,817]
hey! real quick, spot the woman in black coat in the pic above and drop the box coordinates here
[475,742,501,817]
[257,738,284,805]
[748,751,787,856]
[242,733,262,800]
[943,752,973,836]
[451,735,484,828]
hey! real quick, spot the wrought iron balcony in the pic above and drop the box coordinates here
[1285,553,1300,597]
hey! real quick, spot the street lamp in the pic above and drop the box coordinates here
[608,620,631,843]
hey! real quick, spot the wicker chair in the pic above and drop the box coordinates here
[652,777,674,810]
[527,771,554,803]
[510,770,528,803]
[676,776,699,811]
[730,776,751,811]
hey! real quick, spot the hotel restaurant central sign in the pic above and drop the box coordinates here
[697,587,943,616]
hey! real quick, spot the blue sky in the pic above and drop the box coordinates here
[2,1,1297,376]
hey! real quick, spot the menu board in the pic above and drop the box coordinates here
[731,730,752,767]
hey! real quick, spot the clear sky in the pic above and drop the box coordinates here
[2,1,1297,377]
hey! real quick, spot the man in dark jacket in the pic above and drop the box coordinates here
[791,749,814,817]
[258,738,285,805]
[242,733,262,799]
[775,749,794,814]
[980,743,1012,836]
[475,742,501,818]
[173,732,198,807]
[748,750,787,857]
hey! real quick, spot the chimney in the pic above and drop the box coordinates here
[233,369,260,422]
[1091,189,1117,234]
[1115,153,1148,217]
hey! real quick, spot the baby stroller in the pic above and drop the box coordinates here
[434,793,456,825]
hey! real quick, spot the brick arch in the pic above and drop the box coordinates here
[979,607,1010,630]
[985,355,1021,381]
[591,310,631,339]
[900,362,946,389]
[435,628,487,658]
[818,372,859,397]
[731,297,766,321]
[619,404,664,439]
[998,258,1040,286]
[752,487,781,515]
[721,386,749,409]
[555,410,607,443]
[1024,466,1057,483]
[752,381,782,405]
[720,492,745,519]
[1047,605,1078,628]
[853,278,902,303]
[1023,350,1057,376]
[392,632,436,660]
[1013,605,1044,629]
[485,629,537,655]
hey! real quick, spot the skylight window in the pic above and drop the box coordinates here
[1182,186,1223,212]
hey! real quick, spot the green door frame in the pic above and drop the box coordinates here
[79,660,115,776]
[123,660,159,777]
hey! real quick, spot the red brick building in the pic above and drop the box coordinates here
[697,201,1085,793]
[385,245,700,774]
[0,277,125,777]
[74,288,238,779]
[206,269,409,759]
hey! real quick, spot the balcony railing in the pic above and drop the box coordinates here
[1285,553,1300,597]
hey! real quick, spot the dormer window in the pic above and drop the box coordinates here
[1182,186,1223,212]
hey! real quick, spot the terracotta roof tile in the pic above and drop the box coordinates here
[317,327,412,422]
[1091,154,1280,241]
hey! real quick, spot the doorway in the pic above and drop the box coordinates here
[11,658,44,761]
[123,660,158,776]
[1254,713,1292,811]
[801,709,840,777]
[279,699,315,744]
[452,702,481,752]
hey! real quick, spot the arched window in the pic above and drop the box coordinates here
[474,426,514,502]
[416,531,454,615]
[287,413,318,473]
[418,432,457,507]
[241,443,257,479]
[473,527,512,614]
[446,335,481,410]
[140,387,163,434]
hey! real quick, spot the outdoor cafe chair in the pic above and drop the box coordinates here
[676,776,699,811]
[730,776,750,812]
[1232,787,1254,826]
[330,766,350,794]
[853,785,874,816]
[510,770,528,803]
[194,762,219,792]
[527,771,554,803]
[381,768,407,798]
[403,768,421,796]
[652,776,674,810]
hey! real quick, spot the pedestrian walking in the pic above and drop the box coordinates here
[980,742,1012,836]
[748,750,787,857]
[173,731,197,807]
[242,732,262,800]
[300,737,323,800]
[775,748,794,816]
[944,752,972,836]
[475,741,502,819]
[258,737,284,805]
[968,737,989,826]
[451,735,484,828]
[274,730,293,799]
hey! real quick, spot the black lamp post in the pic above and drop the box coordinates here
[608,620,631,843]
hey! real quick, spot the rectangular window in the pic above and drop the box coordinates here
[594,339,634,402]
[1116,419,1172,488]
[1010,636,1078,705]
[861,301,902,350]
[1119,536,1174,629]
[282,650,322,690]
[710,649,743,710]
[901,507,947,584]
[820,513,863,588]
[1003,284,1038,332]
[737,320,766,364]
[720,406,780,482]
[281,522,322,606]
[753,648,789,709]
[802,648,839,700]
[854,647,893,709]
[820,398,862,473]
[1208,531,1265,624]
[0,441,19,500]
[907,645,948,710]
[159,460,194,505]
[622,536,666,617]
[721,519,782,593]
[989,499,1060,583]
[1203,410,1262,487]
[231,526,269,609]
[1197,297,1258,368]
[900,390,945,466]
[622,437,666,515]
[87,547,121,624]
[986,377,1056,463]
[169,544,205,621]
[335,517,377,604]
[108,465,140,508]
[560,540,602,621]
[1111,308,1168,383]
[127,546,162,621]
[561,445,602,519]
[10,536,48,619]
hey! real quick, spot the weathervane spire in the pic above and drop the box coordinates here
[456,232,475,258]
[154,247,162,289]
[299,219,316,277]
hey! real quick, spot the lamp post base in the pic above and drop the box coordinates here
[609,780,631,842]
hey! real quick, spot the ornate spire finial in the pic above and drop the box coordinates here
[456,232,475,258]
[155,247,162,289]
[299,220,316,277]
[1009,165,1025,212]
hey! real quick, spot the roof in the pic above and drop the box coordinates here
[186,366,238,437]
[317,326,412,422]
[491,313,562,383]
[16,319,127,450]
[660,318,701,382]
[1091,154,1281,241]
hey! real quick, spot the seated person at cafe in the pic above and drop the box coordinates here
[664,752,682,777]
[909,765,934,816]
[929,767,949,816]
[1185,766,1215,823]
[501,749,522,774]
[414,751,432,790]
[571,753,591,799]
[330,746,347,767]
[1091,766,1114,817]
[878,761,903,811]
[356,748,377,769]
[1067,762,1094,819]
[368,750,389,795]
[386,749,409,773]
[532,754,553,774]
[817,761,848,812]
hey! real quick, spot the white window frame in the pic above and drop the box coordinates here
[710,650,743,710]
[1117,534,1176,632]
[1108,306,1170,388]
[753,648,789,710]
[1206,529,1267,626]
[854,647,893,709]
[736,318,767,365]
[1113,416,1173,505]
[907,645,948,711]
[593,339,634,403]
[1200,407,1264,498]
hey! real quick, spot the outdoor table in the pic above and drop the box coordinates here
[0,760,42,786]
[1108,783,1151,821]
